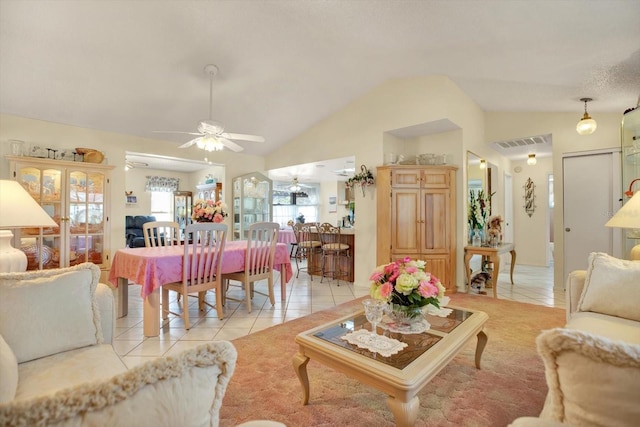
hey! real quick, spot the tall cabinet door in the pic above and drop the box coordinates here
[390,188,420,255]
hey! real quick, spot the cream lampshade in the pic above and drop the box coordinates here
[0,180,58,273]
[605,191,640,261]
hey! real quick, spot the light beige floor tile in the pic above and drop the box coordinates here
[111,263,555,357]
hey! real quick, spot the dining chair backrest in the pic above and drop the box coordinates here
[245,222,279,277]
[143,221,180,247]
[182,222,227,288]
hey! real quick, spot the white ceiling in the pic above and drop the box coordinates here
[1,0,639,167]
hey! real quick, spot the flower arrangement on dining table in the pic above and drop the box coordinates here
[369,257,446,319]
[192,199,228,223]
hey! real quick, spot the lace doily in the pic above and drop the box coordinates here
[425,306,454,317]
[380,317,431,334]
[340,329,407,357]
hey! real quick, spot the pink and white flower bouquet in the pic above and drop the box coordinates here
[192,199,228,223]
[369,257,445,318]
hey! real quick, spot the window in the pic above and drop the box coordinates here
[150,191,172,221]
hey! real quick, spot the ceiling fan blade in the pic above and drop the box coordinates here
[222,132,265,143]
[218,137,244,152]
[178,137,201,149]
[153,130,204,136]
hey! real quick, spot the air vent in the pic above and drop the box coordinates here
[490,134,552,160]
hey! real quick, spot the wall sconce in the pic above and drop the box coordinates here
[527,154,537,165]
[479,159,486,169]
[576,97,597,135]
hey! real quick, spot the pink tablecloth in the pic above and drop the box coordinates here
[278,229,296,244]
[109,241,293,299]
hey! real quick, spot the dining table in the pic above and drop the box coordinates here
[108,240,293,337]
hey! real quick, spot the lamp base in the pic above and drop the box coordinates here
[0,229,27,273]
[631,244,640,261]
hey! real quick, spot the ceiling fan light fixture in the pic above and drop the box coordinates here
[290,177,302,192]
[196,136,224,152]
[576,98,597,135]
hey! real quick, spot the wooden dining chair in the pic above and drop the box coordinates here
[161,222,227,328]
[143,221,180,247]
[222,222,279,313]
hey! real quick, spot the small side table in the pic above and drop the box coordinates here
[464,243,516,298]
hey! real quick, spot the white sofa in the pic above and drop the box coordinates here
[0,263,237,427]
[510,253,640,427]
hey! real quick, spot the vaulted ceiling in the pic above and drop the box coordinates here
[1,1,639,159]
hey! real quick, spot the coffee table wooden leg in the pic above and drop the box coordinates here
[510,249,516,284]
[386,395,419,427]
[475,330,488,369]
[292,352,311,405]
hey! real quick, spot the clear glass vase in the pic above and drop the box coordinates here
[386,303,430,334]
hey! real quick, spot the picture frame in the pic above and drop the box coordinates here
[328,196,337,213]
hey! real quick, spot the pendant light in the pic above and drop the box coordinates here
[576,98,597,135]
[527,154,537,165]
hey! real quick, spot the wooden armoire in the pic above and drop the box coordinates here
[376,165,457,293]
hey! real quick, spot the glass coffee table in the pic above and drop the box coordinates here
[292,305,488,427]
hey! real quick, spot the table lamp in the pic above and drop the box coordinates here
[605,191,640,261]
[0,180,58,273]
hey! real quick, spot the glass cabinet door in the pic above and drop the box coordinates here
[68,170,106,266]
[173,191,192,239]
[621,108,640,257]
[16,166,62,270]
[232,172,272,240]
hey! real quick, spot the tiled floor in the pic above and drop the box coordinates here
[114,261,561,367]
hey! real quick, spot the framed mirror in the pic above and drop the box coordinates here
[467,151,486,196]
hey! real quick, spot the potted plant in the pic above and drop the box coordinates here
[345,165,375,196]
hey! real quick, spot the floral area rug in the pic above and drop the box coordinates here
[221,293,565,427]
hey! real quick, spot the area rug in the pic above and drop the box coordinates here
[221,293,565,427]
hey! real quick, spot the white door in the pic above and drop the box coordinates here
[504,173,513,243]
[563,150,621,282]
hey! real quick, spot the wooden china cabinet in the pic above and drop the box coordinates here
[7,155,114,271]
[376,165,457,292]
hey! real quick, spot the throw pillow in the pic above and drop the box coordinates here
[0,263,103,363]
[577,252,640,322]
[537,328,640,426]
[0,334,18,403]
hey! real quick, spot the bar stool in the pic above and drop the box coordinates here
[293,222,322,280]
[318,223,351,286]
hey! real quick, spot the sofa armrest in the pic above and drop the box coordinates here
[95,282,115,343]
[0,341,237,427]
[565,270,586,323]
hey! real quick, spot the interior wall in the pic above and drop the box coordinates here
[485,111,624,288]
[124,167,191,217]
[511,156,552,267]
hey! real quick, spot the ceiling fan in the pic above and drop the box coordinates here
[289,177,313,191]
[153,64,265,153]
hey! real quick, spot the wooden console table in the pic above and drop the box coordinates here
[463,243,516,298]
